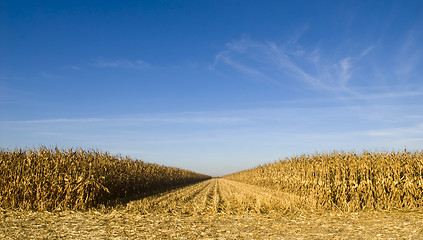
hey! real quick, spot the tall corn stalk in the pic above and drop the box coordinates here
[225,150,423,211]
[0,147,211,210]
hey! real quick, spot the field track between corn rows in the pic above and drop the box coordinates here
[126,178,309,214]
[1,178,423,239]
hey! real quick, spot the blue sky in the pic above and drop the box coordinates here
[1,1,423,176]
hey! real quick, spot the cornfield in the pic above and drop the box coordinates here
[224,150,423,211]
[0,147,211,211]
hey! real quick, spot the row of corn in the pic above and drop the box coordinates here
[0,147,211,211]
[224,150,423,211]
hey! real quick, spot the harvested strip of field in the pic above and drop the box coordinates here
[126,178,314,214]
[1,208,422,239]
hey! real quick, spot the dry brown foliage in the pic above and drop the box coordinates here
[0,147,210,211]
[224,150,423,211]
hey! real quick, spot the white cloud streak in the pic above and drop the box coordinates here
[64,58,154,71]
[90,58,152,69]
[395,29,423,80]
[212,29,423,104]
[0,115,251,126]
[364,122,423,139]
[0,118,107,124]
[359,45,376,57]
[213,37,364,93]
[215,50,284,86]
[339,57,352,87]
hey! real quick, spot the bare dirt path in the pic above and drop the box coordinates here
[1,178,422,239]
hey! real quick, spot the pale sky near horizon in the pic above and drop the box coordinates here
[1,0,423,176]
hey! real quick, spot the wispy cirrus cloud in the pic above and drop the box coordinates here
[214,50,284,86]
[364,123,423,142]
[90,57,152,69]
[395,28,423,80]
[0,118,106,124]
[65,57,153,71]
[40,72,64,80]
[213,36,368,94]
[0,114,251,126]
[359,45,376,57]
[338,57,352,88]
[213,32,423,106]
[217,23,417,100]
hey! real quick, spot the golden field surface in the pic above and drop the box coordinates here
[1,148,423,238]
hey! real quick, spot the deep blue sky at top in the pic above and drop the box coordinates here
[1,1,423,176]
